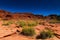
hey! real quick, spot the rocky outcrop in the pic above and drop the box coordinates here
[0,10,59,20]
[34,15,44,19]
[12,13,35,19]
[0,10,36,20]
[0,10,45,20]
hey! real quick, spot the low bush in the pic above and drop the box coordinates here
[28,21,37,27]
[49,19,60,24]
[16,21,26,27]
[2,21,13,26]
[21,28,35,36]
[36,30,54,39]
[2,23,9,26]
[8,21,13,24]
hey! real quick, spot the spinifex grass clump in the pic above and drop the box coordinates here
[2,23,9,26]
[16,21,26,27]
[36,30,54,39]
[8,21,13,24]
[21,28,35,36]
[49,19,60,24]
[27,21,37,27]
[2,21,13,26]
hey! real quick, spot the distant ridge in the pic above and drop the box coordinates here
[0,10,59,20]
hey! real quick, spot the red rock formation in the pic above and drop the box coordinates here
[34,15,44,19]
[0,10,44,20]
[0,10,59,20]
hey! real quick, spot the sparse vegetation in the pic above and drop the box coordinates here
[2,20,13,26]
[36,30,54,39]
[21,28,35,36]
[49,19,60,24]
[8,21,13,24]
[2,23,9,26]
[28,21,37,27]
[16,21,26,27]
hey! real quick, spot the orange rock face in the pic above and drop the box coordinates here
[0,10,45,20]
[0,10,59,20]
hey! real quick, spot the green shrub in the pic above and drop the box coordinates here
[2,23,9,26]
[49,19,60,24]
[36,30,54,39]
[8,21,13,24]
[21,28,35,36]
[40,30,54,39]
[28,22,37,27]
[2,21,13,26]
[16,21,26,27]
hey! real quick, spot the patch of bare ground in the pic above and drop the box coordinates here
[0,34,35,40]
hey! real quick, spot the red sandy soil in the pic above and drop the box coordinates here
[0,20,60,40]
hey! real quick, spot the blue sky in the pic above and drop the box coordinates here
[0,0,60,16]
